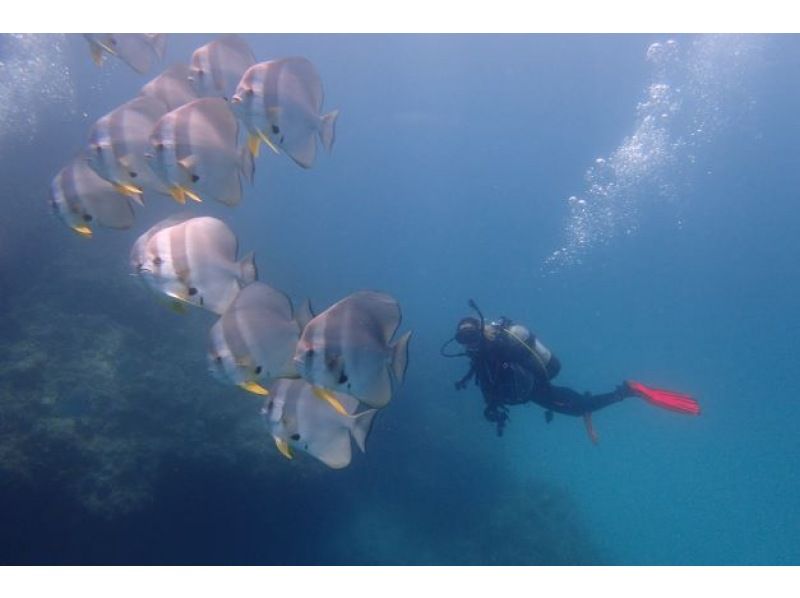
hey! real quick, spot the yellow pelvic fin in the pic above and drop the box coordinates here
[312,386,348,416]
[165,290,189,302]
[274,436,293,459]
[112,182,143,198]
[96,39,117,56]
[256,128,281,155]
[247,134,261,158]
[239,381,269,396]
[169,185,186,204]
[183,187,203,203]
[72,224,92,238]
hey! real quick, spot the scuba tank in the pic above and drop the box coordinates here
[503,323,561,381]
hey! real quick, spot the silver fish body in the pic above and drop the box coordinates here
[50,157,134,237]
[147,97,253,206]
[85,95,169,202]
[294,291,411,408]
[231,57,338,168]
[262,378,376,469]
[189,35,255,101]
[208,282,304,395]
[130,215,257,314]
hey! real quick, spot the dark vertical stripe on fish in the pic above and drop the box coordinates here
[209,42,224,94]
[222,305,249,368]
[108,106,130,162]
[169,222,190,282]
[173,105,193,163]
[61,161,82,213]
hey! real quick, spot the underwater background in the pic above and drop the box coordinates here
[0,33,799,565]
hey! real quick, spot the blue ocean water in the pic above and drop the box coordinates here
[0,33,799,565]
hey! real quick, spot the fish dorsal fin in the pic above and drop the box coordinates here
[216,34,256,64]
[351,291,402,344]
[139,64,198,111]
[278,57,324,111]
[390,330,412,385]
[233,282,292,320]
[361,366,393,409]
[122,94,169,121]
[295,298,315,332]
[112,33,159,74]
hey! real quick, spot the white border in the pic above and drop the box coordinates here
[3,1,799,33]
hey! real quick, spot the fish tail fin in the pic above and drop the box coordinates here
[239,251,258,285]
[295,298,315,331]
[319,110,339,153]
[351,409,378,453]
[239,144,255,184]
[390,330,412,385]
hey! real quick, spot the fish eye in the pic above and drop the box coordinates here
[155,142,164,151]
[188,287,198,296]
[94,145,102,154]
[338,372,348,385]
[129,171,137,178]
[214,355,222,364]
[290,433,300,441]
[271,125,280,134]
[246,88,254,96]
[254,366,262,375]
[83,213,93,222]
[153,256,163,266]
[191,174,200,183]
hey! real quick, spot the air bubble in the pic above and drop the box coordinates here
[548,35,758,271]
[0,34,76,147]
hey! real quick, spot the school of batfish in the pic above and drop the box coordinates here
[48,34,411,469]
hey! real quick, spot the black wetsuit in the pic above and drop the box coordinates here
[456,325,627,435]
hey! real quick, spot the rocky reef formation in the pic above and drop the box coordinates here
[0,252,601,564]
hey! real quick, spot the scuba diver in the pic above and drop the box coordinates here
[440,299,700,442]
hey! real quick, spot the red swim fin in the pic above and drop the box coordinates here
[626,380,701,416]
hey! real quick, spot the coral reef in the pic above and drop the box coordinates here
[0,266,284,521]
